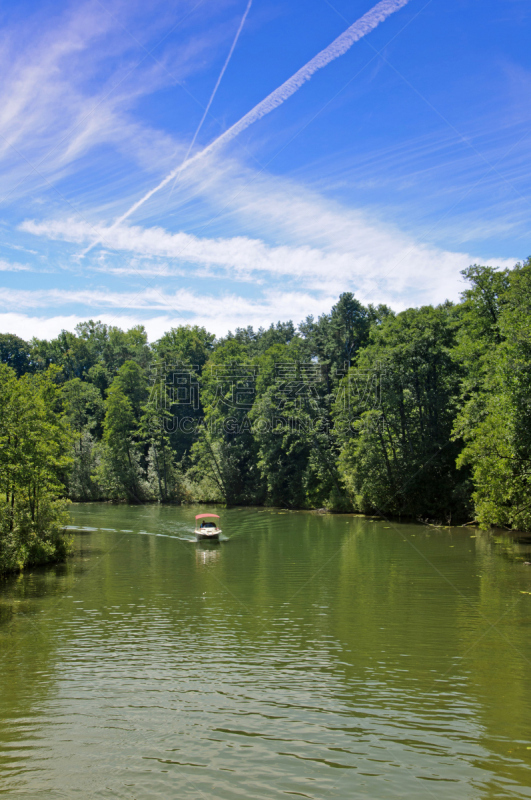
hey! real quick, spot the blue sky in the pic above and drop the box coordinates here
[0,0,529,340]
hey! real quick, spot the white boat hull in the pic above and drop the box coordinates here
[195,528,221,541]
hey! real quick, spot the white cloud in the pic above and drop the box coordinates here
[0,312,150,341]
[0,0,236,203]
[21,203,516,310]
[0,284,332,316]
[0,259,31,272]
[1,0,521,341]
[167,158,520,303]
[0,287,336,340]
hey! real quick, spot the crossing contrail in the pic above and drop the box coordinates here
[82,0,411,256]
[169,0,253,195]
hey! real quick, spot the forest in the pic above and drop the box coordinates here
[1,260,530,573]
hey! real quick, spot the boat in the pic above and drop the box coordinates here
[195,513,221,541]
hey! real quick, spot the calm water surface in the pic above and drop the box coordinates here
[2,505,531,799]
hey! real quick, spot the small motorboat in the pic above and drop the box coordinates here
[195,513,221,541]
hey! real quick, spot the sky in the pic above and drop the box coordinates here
[0,0,529,341]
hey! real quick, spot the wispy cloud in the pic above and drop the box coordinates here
[0,242,39,255]
[0,0,526,347]
[0,312,173,341]
[21,186,517,309]
[0,287,338,340]
[0,0,235,205]
[0,258,32,272]
[0,311,279,341]
[82,0,412,253]
[0,285,325,312]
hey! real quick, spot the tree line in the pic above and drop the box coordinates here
[1,260,530,572]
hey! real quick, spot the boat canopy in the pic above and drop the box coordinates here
[195,513,220,520]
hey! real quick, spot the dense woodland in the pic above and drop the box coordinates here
[1,261,531,573]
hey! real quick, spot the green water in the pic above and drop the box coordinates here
[2,505,531,799]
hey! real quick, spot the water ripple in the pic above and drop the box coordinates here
[1,505,531,799]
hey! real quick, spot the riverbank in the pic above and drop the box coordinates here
[69,497,482,529]
[0,500,73,578]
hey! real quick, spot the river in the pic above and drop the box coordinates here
[1,504,531,798]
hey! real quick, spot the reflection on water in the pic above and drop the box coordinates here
[195,541,222,564]
[1,503,531,799]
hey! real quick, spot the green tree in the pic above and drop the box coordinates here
[225,321,298,357]
[0,365,72,574]
[300,293,371,373]
[112,360,148,421]
[62,378,105,435]
[62,379,105,501]
[110,325,152,370]
[152,325,214,370]
[30,330,96,380]
[91,322,151,374]
[30,321,152,381]
[151,326,214,464]
[0,333,33,376]
[335,304,466,521]
[455,261,531,530]
[140,400,189,503]
[189,340,263,504]
[94,361,149,503]
[95,383,144,503]
[251,340,343,508]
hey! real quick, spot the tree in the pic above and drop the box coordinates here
[94,362,149,503]
[225,321,298,357]
[140,400,188,503]
[62,379,105,501]
[95,381,145,503]
[30,321,153,380]
[30,330,96,380]
[0,333,33,376]
[0,365,72,574]
[455,261,531,530]
[62,378,105,435]
[101,324,152,374]
[189,340,263,504]
[299,293,371,373]
[72,320,152,374]
[335,304,466,521]
[251,340,343,508]
[112,360,148,421]
[152,325,214,371]
[151,326,215,465]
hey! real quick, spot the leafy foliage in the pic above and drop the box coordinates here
[455,261,531,530]
[2,264,531,537]
[0,333,33,376]
[0,365,72,574]
[334,304,467,521]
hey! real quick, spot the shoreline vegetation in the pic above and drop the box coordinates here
[1,261,531,574]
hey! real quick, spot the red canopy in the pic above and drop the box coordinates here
[195,513,220,520]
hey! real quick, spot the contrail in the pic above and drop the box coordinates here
[169,0,253,195]
[82,0,411,256]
